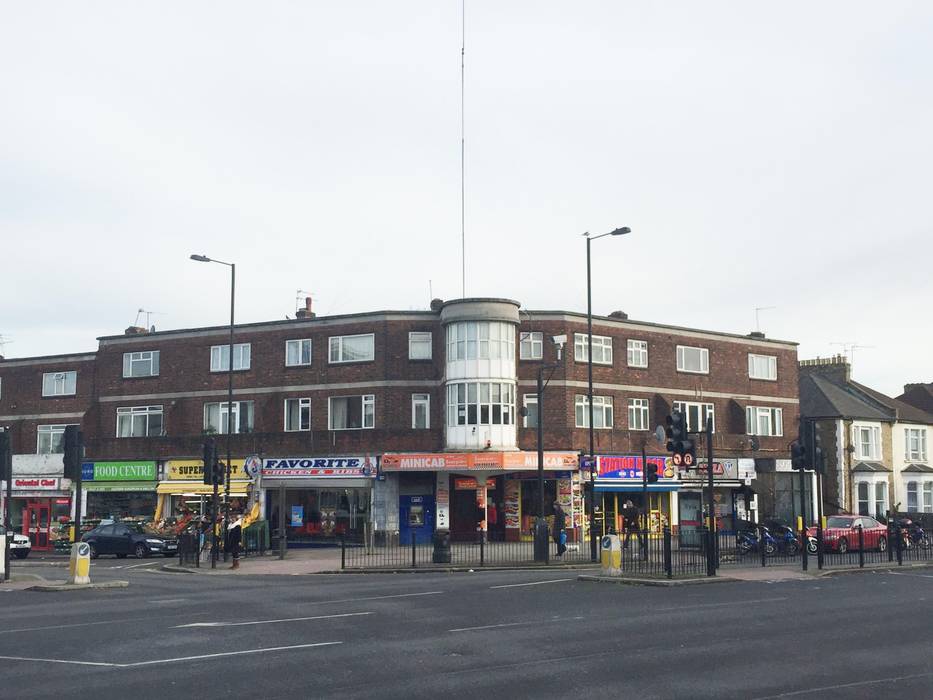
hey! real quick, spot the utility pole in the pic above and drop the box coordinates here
[1,432,11,581]
[706,416,716,576]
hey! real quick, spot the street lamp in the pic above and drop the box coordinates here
[534,335,566,563]
[190,253,235,568]
[584,226,631,561]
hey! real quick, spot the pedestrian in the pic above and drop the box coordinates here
[621,500,646,556]
[227,513,243,570]
[552,501,567,557]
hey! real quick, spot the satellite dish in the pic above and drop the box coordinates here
[654,425,666,445]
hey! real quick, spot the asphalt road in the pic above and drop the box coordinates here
[1,562,932,699]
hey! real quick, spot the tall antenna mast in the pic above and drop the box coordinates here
[460,0,466,298]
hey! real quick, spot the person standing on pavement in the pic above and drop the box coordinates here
[552,501,567,557]
[621,500,646,556]
[227,513,243,570]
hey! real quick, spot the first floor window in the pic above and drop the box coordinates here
[211,343,251,371]
[117,406,163,437]
[854,425,881,460]
[745,406,783,437]
[627,339,648,368]
[329,334,375,363]
[574,333,613,365]
[285,339,312,367]
[123,351,160,378]
[523,394,538,429]
[37,424,73,454]
[907,481,919,512]
[446,382,515,426]
[408,332,432,360]
[42,371,77,396]
[519,332,543,360]
[628,398,649,431]
[575,395,613,429]
[676,345,709,374]
[748,353,777,380]
[673,401,715,433]
[285,398,312,431]
[874,481,887,518]
[329,395,375,430]
[412,393,430,429]
[905,428,928,462]
[204,401,254,434]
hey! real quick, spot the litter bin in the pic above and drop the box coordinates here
[600,534,621,576]
[432,529,451,564]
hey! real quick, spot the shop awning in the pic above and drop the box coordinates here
[156,481,250,496]
[595,483,680,493]
[83,482,156,493]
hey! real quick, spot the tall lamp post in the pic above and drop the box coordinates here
[534,336,567,563]
[190,254,235,564]
[585,226,631,561]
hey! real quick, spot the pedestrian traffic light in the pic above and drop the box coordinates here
[62,425,83,481]
[791,440,807,470]
[202,439,216,485]
[665,411,695,467]
[645,462,659,484]
[213,459,226,487]
[0,431,11,483]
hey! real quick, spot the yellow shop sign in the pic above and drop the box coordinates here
[166,459,250,481]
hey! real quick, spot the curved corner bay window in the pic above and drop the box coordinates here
[446,322,515,361]
[447,382,515,426]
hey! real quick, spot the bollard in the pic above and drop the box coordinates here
[800,526,808,572]
[858,525,865,568]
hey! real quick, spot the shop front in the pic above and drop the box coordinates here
[679,457,746,541]
[9,477,72,551]
[593,455,681,536]
[81,460,157,526]
[156,459,253,531]
[261,455,377,546]
[381,451,581,544]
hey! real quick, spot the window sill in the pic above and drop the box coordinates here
[328,359,376,366]
[748,376,777,382]
[328,427,375,431]
[627,364,648,370]
[676,369,709,375]
[284,363,313,369]
[209,369,251,373]
[574,360,613,366]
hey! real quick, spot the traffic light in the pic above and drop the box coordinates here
[202,439,217,485]
[213,459,226,486]
[0,431,11,483]
[63,425,83,481]
[645,462,659,484]
[665,411,696,467]
[791,440,807,470]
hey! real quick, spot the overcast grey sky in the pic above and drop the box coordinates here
[1,2,929,396]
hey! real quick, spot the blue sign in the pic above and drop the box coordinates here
[81,462,94,481]
[290,505,304,527]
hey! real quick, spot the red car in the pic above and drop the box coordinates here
[809,515,888,553]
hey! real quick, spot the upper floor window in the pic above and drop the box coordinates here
[745,406,783,437]
[285,339,312,367]
[673,401,715,433]
[627,340,648,368]
[519,332,543,360]
[329,395,375,430]
[285,398,312,432]
[905,428,928,462]
[412,393,430,429]
[522,394,538,428]
[117,405,163,438]
[447,382,515,426]
[676,346,709,374]
[329,334,375,364]
[628,398,650,431]
[853,425,881,460]
[42,371,76,397]
[211,343,251,372]
[37,424,74,454]
[204,401,254,434]
[574,334,612,365]
[446,322,514,361]
[123,351,160,378]
[748,354,777,381]
[575,395,613,429]
[408,332,432,360]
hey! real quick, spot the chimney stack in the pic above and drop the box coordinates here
[124,326,149,335]
[799,354,851,384]
[608,310,628,320]
[295,296,316,319]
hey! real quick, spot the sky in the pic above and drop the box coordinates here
[1,2,930,397]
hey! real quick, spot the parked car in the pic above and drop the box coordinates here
[0,527,32,559]
[81,522,178,559]
[808,515,887,553]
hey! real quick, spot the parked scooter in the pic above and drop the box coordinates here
[898,518,930,549]
[768,524,801,555]
[736,525,776,555]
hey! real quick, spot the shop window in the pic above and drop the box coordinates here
[446,382,514,427]
[116,405,163,437]
[676,345,709,374]
[628,398,649,431]
[627,340,648,368]
[519,332,543,360]
[907,481,919,512]
[329,334,375,363]
[42,371,76,397]
[211,343,251,372]
[745,406,783,437]
[285,339,312,367]
[285,398,312,431]
[446,322,514,361]
[408,332,432,360]
[122,351,160,378]
[329,395,375,430]
[412,393,430,429]
[575,395,613,429]
[574,333,612,365]
[748,353,777,380]
[523,394,538,429]
[36,424,75,454]
[673,401,715,433]
[203,401,254,434]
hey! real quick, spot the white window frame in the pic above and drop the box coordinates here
[519,332,543,360]
[907,481,919,512]
[575,395,613,429]
[628,398,650,431]
[210,343,251,372]
[676,345,709,374]
[328,395,375,430]
[874,481,888,518]
[411,393,430,429]
[284,398,312,432]
[523,394,539,429]
[627,339,648,368]
[446,382,515,427]
[122,351,160,378]
[856,481,871,516]
[42,371,76,397]
[285,339,313,367]
[408,332,433,361]
[905,428,927,462]
[36,424,76,454]
[924,482,933,513]
[673,401,716,433]
[116,405,163,438]
[574,334,613,365]
[203,401,254,434]
[745,406,784,437]
[446,322,514,362]
[328,334,375,364]
[853,424,881,461]
[748,354,777,381]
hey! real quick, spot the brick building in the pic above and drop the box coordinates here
[0,297,800,548]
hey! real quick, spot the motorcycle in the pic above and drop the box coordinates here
[899,518,930,549]
[768,524,801,555]
[736,526,776,556]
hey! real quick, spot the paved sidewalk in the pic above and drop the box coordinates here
[167,548,344,575]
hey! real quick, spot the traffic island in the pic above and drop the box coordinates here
[28,580,130,592]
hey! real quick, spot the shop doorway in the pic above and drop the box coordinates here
[450,488,481,542]
[24,500,51,550]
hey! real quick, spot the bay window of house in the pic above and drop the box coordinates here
[745,406,783,437]
[409,332,432,360]
[328,395,375,430]
[523,394,538,428]
[211,343,251,372]
[905,428,927,462]
[574,334,612,365]
[446,382,515,426]
[285,339,312,367]
[628,398,649,431]
[116,406,163,437]
[627,339,648,368]
[446,322,515,361]
[575,395,613,429]
[673,401,715,433]
[122,351,160,378]
[204,401,254,434]
[519,332,543,360]
[853,425,881,460]
[856,482,870,516]
[748,354,777,381]
[36,424,74,454]
[42,371,76,396]
[285,398,312,431]
[907,481,919,512]
[411,393,430,429]
[676,345,709,374]
[329,334,375,363]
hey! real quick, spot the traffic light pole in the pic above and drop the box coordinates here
[2,433,12,581]
[641,443,648,530]
[211,479,218,569]
[586,235,597,562]
[706,417,716,576]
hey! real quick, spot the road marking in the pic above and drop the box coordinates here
[0,612,210,635]
[123,561,162,570]
[750,671,933,699]
[654,597,787,613]
[149,598,189,605]
[306,591,444,605]
[489,578,574,589]
[175,611,372,628]
[886,571,933,579]
[0,655,120,667]
[449,616,583,633]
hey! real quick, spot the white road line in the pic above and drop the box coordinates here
[449,616,584,633]
[123,561,162,570]
[886,571,933,579]
[0,655,120,667]
[0,612,211,635]
[308,591,444,605]
[489,578,574,589]
[175,611,372,628]
[149,598,189,605]
[654,597,788,613]
[751,671,933,699]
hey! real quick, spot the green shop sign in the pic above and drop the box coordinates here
[81,461,156,481]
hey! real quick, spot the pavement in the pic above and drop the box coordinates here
[1,560,933,699]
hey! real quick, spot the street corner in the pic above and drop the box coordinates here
[27,580,130,592]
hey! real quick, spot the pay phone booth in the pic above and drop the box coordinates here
[399,495,434,545]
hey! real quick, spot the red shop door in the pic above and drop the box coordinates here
[24,501,51,550]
